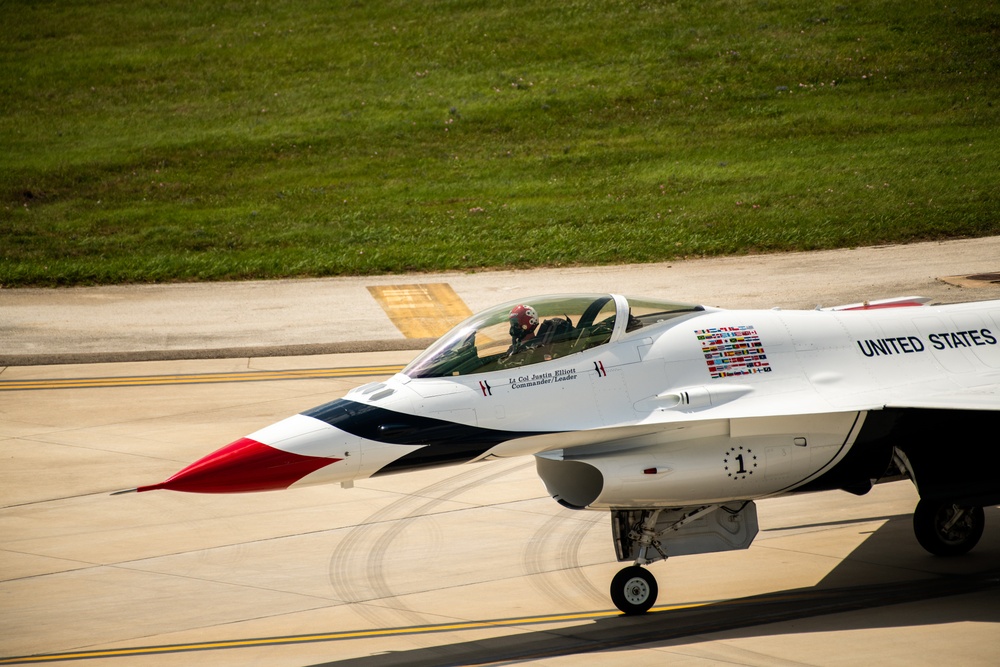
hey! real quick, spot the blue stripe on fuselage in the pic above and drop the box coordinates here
[302,398,554,475]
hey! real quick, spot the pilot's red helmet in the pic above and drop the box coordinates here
[509,304,539,335]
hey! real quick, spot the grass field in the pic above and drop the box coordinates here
[2,0,997,286]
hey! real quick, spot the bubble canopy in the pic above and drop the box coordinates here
[403,294,704,379]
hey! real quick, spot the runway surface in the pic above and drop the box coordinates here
[2,240,1000,665]
[2,354,999,666]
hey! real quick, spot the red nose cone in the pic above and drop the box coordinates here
[138,437,341,494]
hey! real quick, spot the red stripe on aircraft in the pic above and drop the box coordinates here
[840,300,928,310]
[137,437,339,494]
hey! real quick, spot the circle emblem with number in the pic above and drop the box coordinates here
[723,445,757,480]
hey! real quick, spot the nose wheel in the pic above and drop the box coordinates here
[610,565,658,615]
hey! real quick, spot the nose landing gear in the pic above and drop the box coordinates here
[608,502,759,614]
[610,508,666,614]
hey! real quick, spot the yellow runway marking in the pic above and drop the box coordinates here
[0,603,707,664]
[368,283,472,338]
[0,365,406,391]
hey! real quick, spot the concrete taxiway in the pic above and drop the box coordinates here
[2,238,999,665]
[4,236,1000,364]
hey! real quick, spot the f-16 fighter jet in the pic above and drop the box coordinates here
[126,293,1000,614]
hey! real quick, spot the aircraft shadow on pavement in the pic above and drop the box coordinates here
[309,507,1000,667]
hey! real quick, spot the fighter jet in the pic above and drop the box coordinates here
[126,293,1000,614]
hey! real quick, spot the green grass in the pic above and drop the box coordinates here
[2,0,998,286]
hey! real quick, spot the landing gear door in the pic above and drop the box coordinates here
[612,502,759,562]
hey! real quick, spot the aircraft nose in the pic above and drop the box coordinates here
[136,437,340,493]
[137,414,360,493]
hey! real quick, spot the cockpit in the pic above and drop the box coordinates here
[403,294,704,379]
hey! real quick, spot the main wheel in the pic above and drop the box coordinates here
[610,565,658,615]
[913,499,984,556]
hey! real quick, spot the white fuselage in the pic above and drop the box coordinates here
[140,296,999,510]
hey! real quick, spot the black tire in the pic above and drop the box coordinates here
[913,500,984,556]
[610,565,658,615]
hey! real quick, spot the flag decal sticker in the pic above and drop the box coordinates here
[696,326,771,378]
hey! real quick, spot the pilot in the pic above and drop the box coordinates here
[509,304,539,346]
[503,304,541,363]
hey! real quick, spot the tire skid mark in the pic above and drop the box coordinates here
[560,510,608,606]
[364,461,535,624]
[522,510,607,608]
[327,465,490,625]
[523,512,576,608]
[328,460,533,625]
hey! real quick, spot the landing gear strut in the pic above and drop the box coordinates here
[913,499,984,556]
[610,509,666,614]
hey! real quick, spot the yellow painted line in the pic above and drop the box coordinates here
[0,365,406,391]
[368,283,472,339]
[0,602,709,664]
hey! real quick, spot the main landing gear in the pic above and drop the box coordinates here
[912,499,985,557]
